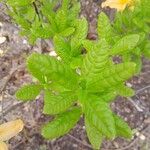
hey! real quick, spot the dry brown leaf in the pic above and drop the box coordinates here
[0,141,8,150]
[0,119,24,141]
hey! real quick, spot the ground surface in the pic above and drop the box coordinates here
[0,0,150,150]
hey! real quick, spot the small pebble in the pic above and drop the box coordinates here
[73,144,78,148]
[113,142,119,148]
[0,95,2,101]
[0,49,3,56]
[125,108,131,113]
[139,134,146,140]
[0,36,6,44]
[135,131,140,136]
[57,56,61,60]
[126,82,132,87]
[124,117,128,121]
[86,1,89,5]
[23,39,27,44]
[0,22,2,27]
[144,118,150,124]
[49,51,57,56]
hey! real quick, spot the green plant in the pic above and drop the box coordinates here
[16,16,140,150]
[99,0,150,73]
[5,0,80,44]
[3,0,149,149]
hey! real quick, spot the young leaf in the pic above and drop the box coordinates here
[132,53,142,74]
[27,53,78,89]
[82,40,98,52]
[70,56,83,69]
[96,91,117,103]
[53,35,71,63]
[55,10,67,31]
[32,24,54,39]
[87,62,136,93]
[98,12,112,43]
[143,42,150,58]
[82,39,109,76]
[113,114,132,139]
[111,34,140,55]
[84,97,116,138]
[7,0,34,7]
[59,27,75,37]
[71,18,88,56]
[43,91,76,115]
[68,1,81,23]
[82,39,108,52]
[73,18,88,41]
[27,53,53,82]
[116,84,135,97]
[85,118,103,150]
[42,107,81,139]
[16,84,42,101]
[62,0,70,11]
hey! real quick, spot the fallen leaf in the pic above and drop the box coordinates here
[0,119,24,141]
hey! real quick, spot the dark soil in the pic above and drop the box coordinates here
[0,0,150,150]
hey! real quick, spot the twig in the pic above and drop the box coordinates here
[136,85,150,95]
[0,102,25,119]
[11,139,26,150]
[0,65,25,121]
[0,69,16,94]
[33,2,41,21]
[114,125,150,150]
[127,85,150,112]
[127,97,143,112]
[0,64,25,94]
[68,133,93,149]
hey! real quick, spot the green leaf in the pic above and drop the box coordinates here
[84,96,116,138]
[70,56,83,69]
[95,91,117,103]
[55,10,67,31]
[7,0,34,6]
[43,91,76,115]
[27,53,78,89]
[85,118,103,150]
[117,84,135,97]
[27,53,53,82]
[32,23,54,39]
[132,55,142,74]
[16,84,42,101]
[82,40,96,52]
[71,18,88,56]
[98,12,112,43]
[82,39,109,76]
[49,82,71,92]
[11,13,31,30]
[59,27,75,37]
[82,40,105,52]
[113,114,132,139]
[111,34,140,55]
[62,0,70,11]
[42,107,81,139]
[143,42,150,58]
[41,0,56,20]
[138,32,146,45]
[87,62,136,93]
[68,2,81,24]
[73,18,88,40]
[53,36,71,63]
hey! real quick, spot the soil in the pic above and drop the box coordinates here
[0,0,150,150]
